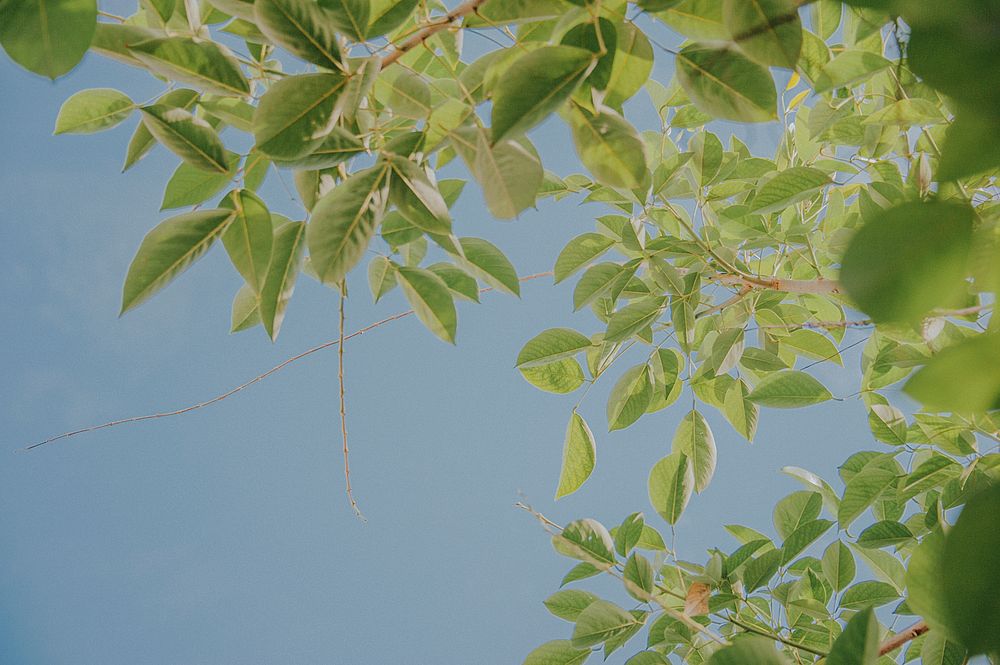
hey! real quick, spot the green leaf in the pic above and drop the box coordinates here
[826,607,878,665]
[573,263,624,312]
[553,518,616,570]
[648,452,694,525]
[839,581,899,611]
[840,201,973,323]
[838,463,897,528]
[522,640,590,665]
[518,328,594,368]
[604,22,654,108]
[367,0,420,37]
[253,73,348,160]
[90,23,158,68]
[491,45,594,142]
[306,164,389,287]
[747,370,832,408]
[259,221,306,341]
[607,364,654,431]
[554,234,615,284]
[938,110,1000,181]
[368,256,397,303]
[614,513,645,556]
[521,359,586,394]
[121,209,234,314]
[427,263,478,302]
[724,0,803,68]
[319,0,369,40]
[813,50,891,93]
[129,37,250,97]
[942,483,1000,654]
[54,88,134,134]
[571,600,640,648]
[544,589,599,621]
[451,126,543,219]
[230,283,261,333]
[670,410,716,493]
[821,541,856,592]
[568,106,648,190]
[255,0,342,69]
[749,167,829,215]
[140,105,228,173]
[856,520,913,549]
[605,297,667,343]
[742,549,782,591]
[773,491,822,539]
[220,189,273,294]
[124,89,199,172]
[160,153,238,210]
[624,651,669,665]
[905,333,1000,414]
[781,518,833,564]
[0,0,96,79]
[556,412,597,500]
[675,45,777,123]
[396,267,457,343]
[459,237,519,295]
[898,455,961,502]
[388,157,452,234]
[707,637,790,665]
[622,552,654,600]
[722,380,759,441]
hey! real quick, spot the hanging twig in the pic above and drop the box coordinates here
[338,282,364,520]
[21,272,554,452]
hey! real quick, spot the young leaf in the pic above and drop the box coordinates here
[749,167,828,214]
[747,370,832,408]
[140,105,229,173]
[160,154,239,210]
[220,189,273,294]
[124,88,199,171]
[396,267,458,343]
[253,73,348,161]
[670,410,716,493]
[821,541,856,592]
[0,0,96,79]
[840,201,973,323]
[255,0,343,69]
[553,519,616,570]
[648,452,694,525]
[520,359,586,394]
[706,637,790,665]
[128,38,251,97]
[838,463,897,527]
[368,0,420,37]
[451,126,543,219]
[555,412,597,500]
[543,589,599,621]
[121,209,235,314]
[54,89,135,134]
[230,283,261,333]
[259,221,306,341]
[517,329,594,368]
[605,297,667,343]
[490,45,594,142]
[367,256,396,303]
[675,45,777,122]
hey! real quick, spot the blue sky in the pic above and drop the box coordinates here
[1,25,881,665]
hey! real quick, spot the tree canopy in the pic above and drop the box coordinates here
[3,0,1000,662]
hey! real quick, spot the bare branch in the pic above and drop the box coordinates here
[338,283,365,520]
[878,621,929,656]
[22,272,553,452]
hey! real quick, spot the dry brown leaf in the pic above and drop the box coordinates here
[684,581,711,616]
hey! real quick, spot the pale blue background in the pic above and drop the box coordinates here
[1,20,879,665]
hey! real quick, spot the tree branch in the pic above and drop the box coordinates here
[878,620,929,656]
[338,283,364,520]
[380,0,491,69]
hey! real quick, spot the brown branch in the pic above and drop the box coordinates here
[21,271,553,452]
[716,273,842,295]
[380,0,491,69]
[878,620,928,656]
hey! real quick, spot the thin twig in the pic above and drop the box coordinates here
[380,0,491,68]
[22,272,553,452]
[338,283,364,520]
[727,615,828,657]
[878,620,928,656]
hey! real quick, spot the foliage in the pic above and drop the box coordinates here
[3,0,1000,662]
